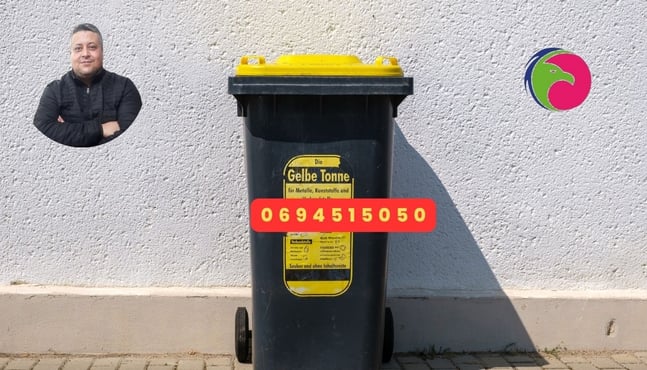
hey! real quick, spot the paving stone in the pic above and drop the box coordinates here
[205,356,232,370]
[117,359,147,370]
[612,354,643,364]
[623,364,647,370]
[147,366,174,370]
[426,357,455,369]
[91,358,122,370]
[232,362,252,370]
[503,354,536,364]
[451,355,481,365]
[33,359,66,370]
[204,358,231,367]
[559,356,589,364]
[587,357,624,369]
[535,355,568,369]
[177,360,203,370]
[568,363,598,370]
[476,354,509,368]
[148,358,176,370]
[454,365,483,370]
[6,359,38,370]
[147,359,177,367]
[61,359,94,370]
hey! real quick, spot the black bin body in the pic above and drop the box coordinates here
[229,71,412,370]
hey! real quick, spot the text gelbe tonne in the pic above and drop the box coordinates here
[286,168,350,183]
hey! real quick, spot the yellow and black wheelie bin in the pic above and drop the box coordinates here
[228,55,413,370]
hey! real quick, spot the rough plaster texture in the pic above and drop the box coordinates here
[1,1,646,292]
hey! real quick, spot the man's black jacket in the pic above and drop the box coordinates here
[34,69,142,147]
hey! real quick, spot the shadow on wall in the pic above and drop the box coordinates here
[388,125,544,357]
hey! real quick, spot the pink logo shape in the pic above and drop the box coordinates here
[545,53,591,110]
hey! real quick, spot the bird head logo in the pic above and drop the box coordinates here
[525,48,591,111]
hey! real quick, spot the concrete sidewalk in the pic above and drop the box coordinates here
[2,352,647,370]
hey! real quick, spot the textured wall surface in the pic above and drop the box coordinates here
[1,1,645,292]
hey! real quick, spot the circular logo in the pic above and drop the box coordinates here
[524,48,591,111]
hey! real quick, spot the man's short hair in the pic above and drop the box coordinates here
[71,23,103,48]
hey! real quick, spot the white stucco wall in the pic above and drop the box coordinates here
[1,1,645,292]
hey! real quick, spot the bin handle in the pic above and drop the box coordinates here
[375,56,399,66]
[240,55,266,65]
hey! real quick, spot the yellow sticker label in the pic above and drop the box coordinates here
[283,154,354,297]
[284,183,352,199]
[286,156,341,168]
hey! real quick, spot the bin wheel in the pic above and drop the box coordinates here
[235,307,252,364]
[382,307,394,363]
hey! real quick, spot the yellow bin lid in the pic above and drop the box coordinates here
[235,54,404,77]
